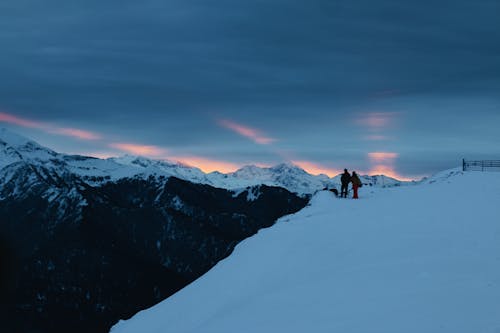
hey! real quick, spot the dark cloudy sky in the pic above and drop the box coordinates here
[1,0,499,178]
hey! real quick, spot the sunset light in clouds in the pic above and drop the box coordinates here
[218,119,275,145]
[355,112,397,129]
[355,112,399,144]
[366,152,414,180]
[0,109,424,179]
[0,112,42,128]
[364,135,390,141]
[50,128,101,140]
[109,143,168,157]
[0,111,101,141]
[368,152,399,163]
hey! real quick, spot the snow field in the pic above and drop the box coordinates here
[111,170,500,333]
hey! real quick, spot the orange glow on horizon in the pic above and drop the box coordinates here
[171,156,242,173]
[109,143,168,157]
[291,160,342,177]
[365,151,417,181]
[367,152,398,177]
[366,165,414,181]
[218,119,275,145]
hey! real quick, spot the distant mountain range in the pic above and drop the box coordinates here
[0,128,410,199]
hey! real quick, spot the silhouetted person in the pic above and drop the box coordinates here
[340,169,351,198]
[351,171,362,199]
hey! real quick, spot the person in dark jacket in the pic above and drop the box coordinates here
[340,169,351,198]
[351,171,362,199]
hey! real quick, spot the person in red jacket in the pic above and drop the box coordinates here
[351,171,362,199]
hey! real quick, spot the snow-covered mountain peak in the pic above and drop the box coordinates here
[109,155,205,174]
[0,128,51,154]
[269,162,308,175]
[232,162,310,177]
[117,154,159,167]
[0,128,58,169]
[230,165,269,179]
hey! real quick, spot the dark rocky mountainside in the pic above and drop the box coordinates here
[0,163,307,333]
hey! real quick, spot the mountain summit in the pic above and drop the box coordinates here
[0,128,58,168]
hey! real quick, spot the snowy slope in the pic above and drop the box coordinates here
[111,170,500,333]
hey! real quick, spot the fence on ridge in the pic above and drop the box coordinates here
[463,159,500,171]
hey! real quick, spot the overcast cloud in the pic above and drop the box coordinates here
[1,0,499,177]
